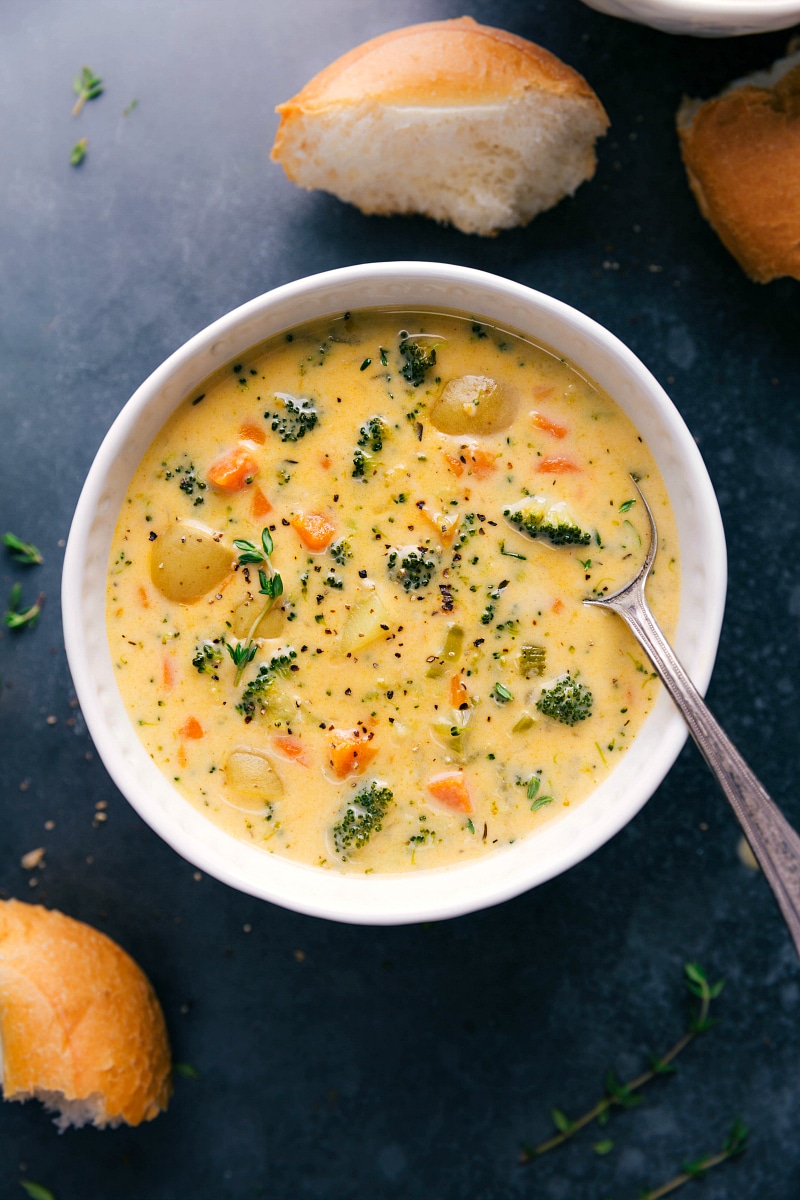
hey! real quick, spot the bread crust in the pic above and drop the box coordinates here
[0,899,172,1127]
[274,17,602,123]
[678,64,800,282]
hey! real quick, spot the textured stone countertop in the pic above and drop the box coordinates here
[1,1,799,1197]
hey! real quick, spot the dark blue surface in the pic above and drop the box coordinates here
[1,2,799,1197]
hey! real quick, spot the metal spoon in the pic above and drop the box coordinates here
[585,478,800,960]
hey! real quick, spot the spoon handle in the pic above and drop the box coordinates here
[607,586,800,959]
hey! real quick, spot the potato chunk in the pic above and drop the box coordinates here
[340,586,391,654]
[429,375,517,435]
[224,748,284,812]
[150,521,232,603]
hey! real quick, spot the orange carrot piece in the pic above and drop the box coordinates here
[137,585,150,608]
[531,411,568,439]
[162,655,177,690]
[250,486,272,518]
[329,734,378,779]
[290,511,336,551]
[272,734,309,766]
[537,455,581,474]
[532,385,555,400]
[444,452,464,477]
[426,772,472,813]
[177,744,187,768]
[319,454,332,470]
[207,444,259,491]
[449,673,469,708]
[179,716,204,740]
[238,420,266,444]
[468,448,499,478]
[552,598,565,614]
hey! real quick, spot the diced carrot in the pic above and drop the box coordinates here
[552,598,564,614]
[272,734,309,766]
[290,511,336,551]
[207,444,259,491]
[418,505,460,547]
[468,448,499,478]
[137,585,150,608]
[449,673,469,708]
[426,771,472,813]
[238,420,266,445]
[444,452,464,477]
[329,733,378,778]
[177,744,187,768]
[250,486,272,518]
[162,655,177,690]
[179,716,204,740]
[532,385,555,400]
[319,454,332,470]
[537,455,581,474]
[531,411,569,439]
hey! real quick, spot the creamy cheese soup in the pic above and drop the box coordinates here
[106,308,680,873]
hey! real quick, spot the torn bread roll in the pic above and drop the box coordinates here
[271,16,609,236]
[0,898,172,1129]
[677,51,800,282]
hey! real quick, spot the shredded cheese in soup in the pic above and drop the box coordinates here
[106,308,679,873]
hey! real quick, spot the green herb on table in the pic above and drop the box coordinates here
[636,1118,748,1200]
[71,66,103,116]
[4,584,44,630]
[70,137,88,166]
[173,1061,201,1080]
[3,532,43,565]
[122,99,138,117]
[19,1180,56,1200]
[519,963,724,1162]
[19,1182,57,1200]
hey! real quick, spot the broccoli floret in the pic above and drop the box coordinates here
[193,640,223,674]
[329,538,352,565]
[352,446,371,478]
[387,546,437,592]
[536,673,593,725]
[357,415,386,452]
[333,781,394,855]
[263,392,318,442]
[504,497,590,547]
[399,335,437,387]
[236,649,297,719]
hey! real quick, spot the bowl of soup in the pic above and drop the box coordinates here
[62,262,726,924]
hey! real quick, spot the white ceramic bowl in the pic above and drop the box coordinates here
[579,0,800,35]
[62,262,726,925]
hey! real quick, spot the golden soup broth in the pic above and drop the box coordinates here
[106,309,679,873]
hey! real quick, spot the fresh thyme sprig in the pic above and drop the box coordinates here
[3,532,43,565]
[636,1118,748,1200]
[227,528,283,684]
[4,584,44,630]
[520,963,724,1163]
[71,66,103,116]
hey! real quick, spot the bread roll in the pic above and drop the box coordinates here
[271,17,609,236]
[677,52,800,282]
[0,899,171,1129]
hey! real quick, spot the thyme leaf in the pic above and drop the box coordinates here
[3,532,43,565]
[70,137,88,167]
[71,66,103,116]
[4,584,44,630]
